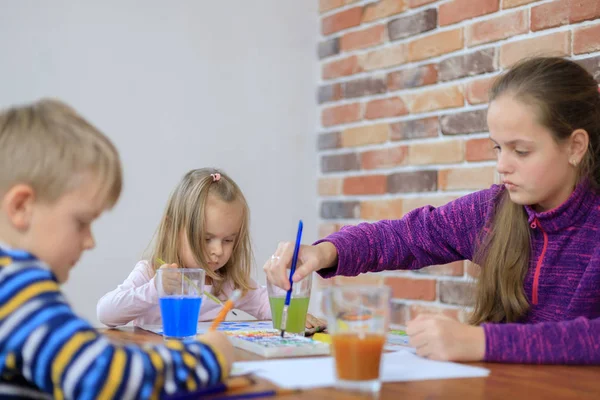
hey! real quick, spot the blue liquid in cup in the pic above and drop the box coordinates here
[159,296,202,339]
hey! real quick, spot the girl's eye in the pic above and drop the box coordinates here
[224,239,234,243]
[492,145,500,152]
[515,150,529,156]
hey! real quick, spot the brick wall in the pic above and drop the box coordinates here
[316,0,600,328]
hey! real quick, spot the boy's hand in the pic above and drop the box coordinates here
[155,263,181,295]
[198,331,234,374]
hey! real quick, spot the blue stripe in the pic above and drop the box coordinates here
[78,347,113,400]
[33,319,89,389]
[200,344,220,385]
[169,349,188,383]
[0,248,36,260]
[135,348,155,400]
[0,304,70,366]
[0,269,54,304]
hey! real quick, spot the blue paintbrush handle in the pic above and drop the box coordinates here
[284,220,303,306]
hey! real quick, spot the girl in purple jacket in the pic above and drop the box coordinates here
[264,57,600,365]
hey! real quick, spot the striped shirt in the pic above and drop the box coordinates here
[0,247,227,399]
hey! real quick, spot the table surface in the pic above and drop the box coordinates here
[101,327,600,400]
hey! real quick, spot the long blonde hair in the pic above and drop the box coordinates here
[149,168,254,296]
[470,57,600,325]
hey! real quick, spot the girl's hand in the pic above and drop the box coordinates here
[263,242,338,290]
[305,313,327,330]
[155,263,181,295]
[406,314,486,362]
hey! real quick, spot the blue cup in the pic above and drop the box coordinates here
[156,268,205,340]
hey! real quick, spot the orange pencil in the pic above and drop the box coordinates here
[209,289,242,331]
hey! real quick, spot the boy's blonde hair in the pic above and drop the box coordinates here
[150,168,254,296]
[0,98,122,207]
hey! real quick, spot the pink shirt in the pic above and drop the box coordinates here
[97,260,272,327]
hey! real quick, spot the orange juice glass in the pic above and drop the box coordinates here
[323,285,391,395]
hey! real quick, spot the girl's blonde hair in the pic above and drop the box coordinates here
[470,57,600,325]
[0,98,122,208]
[149,168,254,296]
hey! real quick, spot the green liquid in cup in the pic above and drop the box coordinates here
[269,296,310,334]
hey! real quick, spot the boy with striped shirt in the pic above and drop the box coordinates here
[0,99,233,399]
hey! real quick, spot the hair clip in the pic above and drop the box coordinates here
[211,173,221,182]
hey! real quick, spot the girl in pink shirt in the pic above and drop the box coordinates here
[97,168,272,328]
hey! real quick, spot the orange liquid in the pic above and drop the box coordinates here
[331,333,385,381]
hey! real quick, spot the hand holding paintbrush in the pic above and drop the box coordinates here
[280,220,303,337]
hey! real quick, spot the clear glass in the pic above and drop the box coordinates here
[267,272,313,336]
[156,268,205,341]
[323,285,391,396]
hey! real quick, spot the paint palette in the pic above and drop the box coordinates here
[225,330,331,358]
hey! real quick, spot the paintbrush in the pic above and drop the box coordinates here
[280,220,303,338]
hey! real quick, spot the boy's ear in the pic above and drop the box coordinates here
[2,184,36,231]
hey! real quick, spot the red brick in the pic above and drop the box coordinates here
[441,109,488,135]
[390,117,439,140]
[363,0,408,23]
[320,0,344,13]
[322,7,364,36]
[466,261,481,278]
[387,64,437,91]
[409,0,438,7]
[409,140,463,165]
[322,56,361,79]
[361,44,407,71]
[500,31,571,68]
[341,24,386,52]
[365,97,408,119]
[343,76,387,99]
[404,85,464,113]
[321,103,361,127]
[465,76,496,105]
[321,153,360,173]
[439,0,499,26]
[439,281,474,306]
[569,0,600,23]
[408,29,464,62]
[466,10,528,47]
[318,177,343,196]
[343,175,387,195]
[388,9,437,41]
[418,261,464,276]
[361,146,408,170]
[318,223,340,239]
[388,170,437,193]
[318,83,342,104]
[402,195,457,214]
[317,131,341,150]
[466,138,496,162]
[574,23,600,55]
[321,201,360,219]
[385,277,436,300]
[503,0,539,8]
[531,0,569,31]
[342,124,389,147]
[438,166,496,190]
[439,48,496,82]
[360,198,403,220]
[409,305,460,321]
[391,302,408,326]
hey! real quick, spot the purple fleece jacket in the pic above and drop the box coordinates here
[317,182,600,364]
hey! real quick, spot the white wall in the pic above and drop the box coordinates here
[0,1,318,325]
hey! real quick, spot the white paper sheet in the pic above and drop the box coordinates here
[233,350,490,389]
